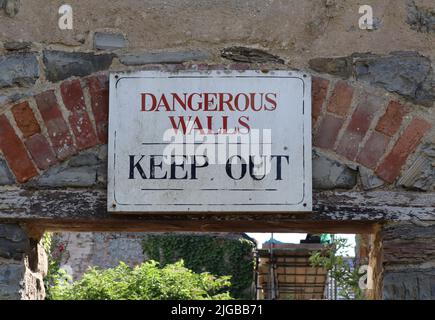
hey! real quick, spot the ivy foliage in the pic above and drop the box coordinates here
[48,260,232,300]
[141,234,256,299]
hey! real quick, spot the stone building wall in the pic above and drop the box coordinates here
[0,0,434,299]
[51,232,146,280]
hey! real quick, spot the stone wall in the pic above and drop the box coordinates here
[382,222,435,299]
[52,232,146,280]
[0,0,434,299]
[0,224,46,299]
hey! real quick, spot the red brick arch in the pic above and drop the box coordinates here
[0,73,108,182]
[312,77,431,183]
[0,72,432,185]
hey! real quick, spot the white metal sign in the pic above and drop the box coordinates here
[108,70,312,213]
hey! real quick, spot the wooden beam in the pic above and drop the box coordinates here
[0,188,433,233]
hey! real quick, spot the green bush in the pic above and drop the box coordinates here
[48,260,233,300]
[141,235,255,299]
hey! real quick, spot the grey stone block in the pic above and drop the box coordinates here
[0,224,27,243]
[97,145,108,161]
[382,222,435,241]
[30,149,110,188]
[3,41,31,51]
[0,224,29,260]
[96,146,108,184]
[34,164,98,188]
[406,0,435,33]
[97,162,107,185]
[0,264,24,286]
[0,264,25,300]
[8,92,28,102]
[398,144,435,191]
[359,166,384,191]
[94,32,126,50]
[69,152,99,167]
[2,0,20,17]
[0,158,15,185]
[43,50,114,82]
[353,51,433,107]
[119,50,210,65]
[21,146,111,188]
[0,95,9,106]
[309,51,434,107]
[0,52,39,88]
[383,269,435,300]
[312,150,357,190]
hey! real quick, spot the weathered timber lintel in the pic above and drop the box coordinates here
[0,188,434,233]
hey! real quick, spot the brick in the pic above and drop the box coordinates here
[326,81,354,116]
[0,115,37,182]
[11,101,40,138]
[34,90,76,160]
[347,95,381,134]
[336,95,381,160]
[376,101,409,137]
[357,131,390,169]
[313,114,344,149]
[376,118,432,183]
[87,75,109,144]
[335,132,363,160]
[312,77,329,124]
[24,133,57,170]
[60,80,86,113]
[60,80,98,150]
